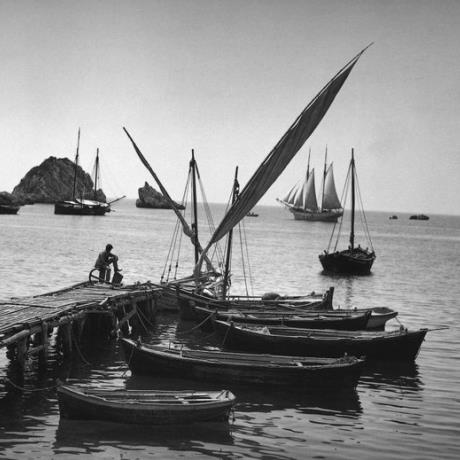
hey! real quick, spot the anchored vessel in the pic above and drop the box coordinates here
[319,149,376,275]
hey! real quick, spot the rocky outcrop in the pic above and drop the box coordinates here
[136,182,184,209]
[12,157,106,204]
[0,191,20,206]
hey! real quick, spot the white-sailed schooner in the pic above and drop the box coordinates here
[278,148,343,222]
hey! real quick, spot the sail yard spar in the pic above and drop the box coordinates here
[194,45,369,278]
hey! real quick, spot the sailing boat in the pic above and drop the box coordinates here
[278,148,343,222]
[319,149,376,275]
[55,131,123,215]
[192,46,368,279]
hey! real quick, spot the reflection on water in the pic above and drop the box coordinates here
[54,418,235,456]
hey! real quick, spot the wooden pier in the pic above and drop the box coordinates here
[0,281,164,370]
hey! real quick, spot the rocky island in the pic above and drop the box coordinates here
[136,182,184,209]
[12,156,106,204]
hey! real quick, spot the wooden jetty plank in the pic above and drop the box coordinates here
[0,282,162,351]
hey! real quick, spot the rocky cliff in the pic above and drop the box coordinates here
[136,182,184,209]
[12,157,106,204]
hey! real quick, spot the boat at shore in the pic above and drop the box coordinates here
[0,204,20,214]
[120,338,365,389]
[212,320,428,362]
[57,384,236,424]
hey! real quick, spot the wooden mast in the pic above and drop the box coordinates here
[321,145,327,211]
[222,166,239,299]
[350,148,355,250]
[94,148,99,200]
[190,149,199,265]
[306,148,311,181]
[72,128,81,200]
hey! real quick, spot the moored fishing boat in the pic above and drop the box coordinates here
[193,305,371,330]
[125,46,368,311]
[212,320,428,362]
[319,149,376,275]
[0,204,20,214]
[55,130,124,216]
[57,384,236,424]
[120,338,365,389]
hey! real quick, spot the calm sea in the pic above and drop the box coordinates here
[1,199,459,459]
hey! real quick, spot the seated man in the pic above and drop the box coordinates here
[95,244,121,281]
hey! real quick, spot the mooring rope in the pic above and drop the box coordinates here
[0,377,59,393]
[72,334,91,366]
[220,322,232,348]
[121,341,136,378]
[175,311,215,336]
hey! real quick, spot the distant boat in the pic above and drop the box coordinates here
[389,215,398,220]
[55,130,123,216]
[246,211,258,217]
[57,384,236,425]
[277,147,343,222]
[0,204,20,214]
[319,149,376,275]
[409,214,429,220]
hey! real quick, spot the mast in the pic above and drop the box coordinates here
[190,149,199,265]
[321,145,327,211]
[350,148,355,250]
[222,166,239,299]
[306,148,311,181]
[94,148,99,200]
[72,128,81,200]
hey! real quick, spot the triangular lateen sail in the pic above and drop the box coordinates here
[123,128,216,273]
[195,45,369,278]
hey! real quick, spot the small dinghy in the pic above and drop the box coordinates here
[57,384,236,425]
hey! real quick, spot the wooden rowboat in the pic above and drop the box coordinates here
[57,384,236,424]
[194,305,371,330]
[120,338,365,389]
[212,320,428,362]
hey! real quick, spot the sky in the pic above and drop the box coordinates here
[1,0,460,215]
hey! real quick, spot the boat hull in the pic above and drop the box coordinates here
[0,204,20,214]
[54,201,109,216]
[166,285,334,320]
[291,208,343,222]
[120,339,364,389]
[213,321,428,362]
[319,250,375,275]
[57,386,235,424]
[195,306,371,330]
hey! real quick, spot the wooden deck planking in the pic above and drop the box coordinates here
[0,282,162,348]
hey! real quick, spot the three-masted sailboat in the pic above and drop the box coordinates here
[55,130,123,215]
[278,148,343,222]
[319,148,376,275]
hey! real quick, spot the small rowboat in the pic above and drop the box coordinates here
[212,320,428,362]
[120,338,365,389]
[57,385,236,425]
[194,305,371,330]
